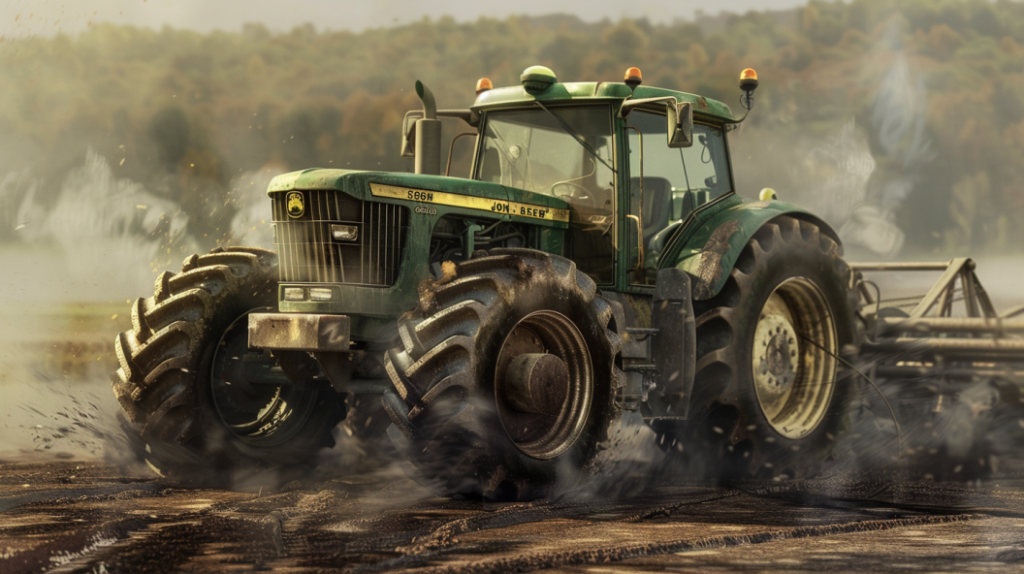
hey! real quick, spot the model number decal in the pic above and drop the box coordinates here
[370,183,569,222]
[407,190,434,202]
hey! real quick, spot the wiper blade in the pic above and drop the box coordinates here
[534,101,616,174]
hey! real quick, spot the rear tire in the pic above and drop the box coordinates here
[111,247,344,485]
[688,216,860,479]
[382,249,626,500]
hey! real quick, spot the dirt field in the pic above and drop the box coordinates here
[3,459,1024,573]
[4,250,1024,572]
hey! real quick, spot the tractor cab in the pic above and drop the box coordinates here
[404,65,742,289]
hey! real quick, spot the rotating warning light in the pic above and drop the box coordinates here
[624,67,643,90]
[739,68,759,112]
[739,68,759,92]
[476,77,493,95]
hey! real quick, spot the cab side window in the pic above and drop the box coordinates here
[626,111,733,229]
[627,110,733,282]
[626,111,686,247]
[681,125,732,208]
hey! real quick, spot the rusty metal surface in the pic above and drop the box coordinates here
[851,262,952,271]
[856,257,999,320]
[863,337,1024,357]
[505,353,570,415]
[877,316,1024,335]
[4,460,1024,573]
[690,219,740,300]
[248,312,351,352]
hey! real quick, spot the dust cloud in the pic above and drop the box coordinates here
[0,148,278,465]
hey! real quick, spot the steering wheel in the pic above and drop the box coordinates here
[551,181,599,209]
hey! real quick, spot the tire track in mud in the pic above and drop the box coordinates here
[363,487,994,574]
[2,461,1022,573]
[300,486,979,573]
[345,490,737,573]
[407,514,975,574]
[0,483,161,513]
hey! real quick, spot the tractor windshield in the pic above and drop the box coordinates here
[476,105,615,218]
[476,104,616,283]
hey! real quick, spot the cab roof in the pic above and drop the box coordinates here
[473,82,735,123]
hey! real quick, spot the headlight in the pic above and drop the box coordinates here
[332,224,359,242]
[283,287,306,301]
[309,288,334,301]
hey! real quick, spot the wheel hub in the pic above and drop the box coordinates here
[504,353,570,416]
[754,315,798,398]
[210,310,318,446]
[494,310,593,460]
[751,278,837,440]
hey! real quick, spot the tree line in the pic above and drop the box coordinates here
[0,0,1022,253]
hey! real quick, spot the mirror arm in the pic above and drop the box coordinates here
[626,125,644,272]
[618,96,677,117]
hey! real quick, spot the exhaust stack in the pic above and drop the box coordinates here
[414,80,441,175]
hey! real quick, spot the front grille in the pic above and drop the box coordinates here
[271,190,408,285]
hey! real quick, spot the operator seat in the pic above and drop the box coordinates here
[630,177,674,250]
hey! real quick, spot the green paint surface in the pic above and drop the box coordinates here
[268,78,833,328]
[271,169,572,321]
[658,197,837,300]
[474,82,734,122]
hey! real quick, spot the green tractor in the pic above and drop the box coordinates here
[111,65,863,496]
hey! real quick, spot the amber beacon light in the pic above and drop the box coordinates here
[624,67,643,90]
[739,68,759,111]
[476,77,493,96]
[739,68,758,90]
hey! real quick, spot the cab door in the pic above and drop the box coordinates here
[624,110,735,285]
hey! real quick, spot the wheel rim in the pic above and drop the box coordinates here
[751,277,837,439]
[494,311,593,460]
[210,309,319,447]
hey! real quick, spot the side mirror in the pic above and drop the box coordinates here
[401,110,422,158]
[619,97,692,148]
[402,109,479,158]
[667,102,692,148]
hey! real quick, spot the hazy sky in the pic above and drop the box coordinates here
[0,0,812,38]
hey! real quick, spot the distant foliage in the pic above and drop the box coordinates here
[2,0,1024,252]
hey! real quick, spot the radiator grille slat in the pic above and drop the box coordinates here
[271,190,408,286]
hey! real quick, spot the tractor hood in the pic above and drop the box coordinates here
[267,169,571,226]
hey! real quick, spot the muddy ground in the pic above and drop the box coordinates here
[3,459,1024,573]
[4,251,1024,572]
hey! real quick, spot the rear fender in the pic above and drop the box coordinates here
[660,199,840,301]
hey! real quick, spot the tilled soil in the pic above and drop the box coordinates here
[3,460,1024,573]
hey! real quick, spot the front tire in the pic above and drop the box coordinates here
[111,247,344,484]
[382,249,626,500]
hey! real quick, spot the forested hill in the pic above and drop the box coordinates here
[1,0,1023,254]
